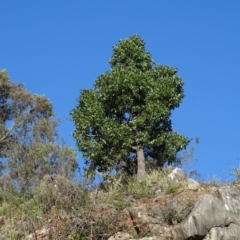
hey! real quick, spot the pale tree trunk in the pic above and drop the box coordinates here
[136,146,145,181]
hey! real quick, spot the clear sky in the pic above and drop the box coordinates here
[1,1,240,181]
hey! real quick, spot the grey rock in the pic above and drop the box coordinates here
[216,185,240,220]
[187,178,201,190]
[178,194,237,239]
[168,168,187,183]
[155,189,162,195]
[203,223,240,240]
[208,186,219,195]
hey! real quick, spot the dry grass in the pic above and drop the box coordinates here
[0,168,194,239]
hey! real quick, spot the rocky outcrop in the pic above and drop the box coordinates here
[107,169,240,240]
[173,194,238,239]
[215,185,240,219]
[23,168,240,240]
[203,223,240,240]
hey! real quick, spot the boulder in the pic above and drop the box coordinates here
[174,194,237,239]
[203,223,240,240]
[187,178,201,190]
[168,168,187,183]
[215,185,240,220]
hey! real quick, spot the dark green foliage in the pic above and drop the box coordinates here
[71,35,190,179]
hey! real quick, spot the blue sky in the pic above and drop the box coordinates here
[1,1,240,181]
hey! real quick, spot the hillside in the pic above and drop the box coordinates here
[1,167,240,240]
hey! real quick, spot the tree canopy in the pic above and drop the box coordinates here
[0,70,77,194]
[71,35,190,180]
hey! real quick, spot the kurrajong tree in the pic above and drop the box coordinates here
[0,70,77,194]
[71,35,190,181]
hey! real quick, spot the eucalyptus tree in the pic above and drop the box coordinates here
[0,70,77,194]
[71,35,189,181]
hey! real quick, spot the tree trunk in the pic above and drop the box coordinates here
[136,146,145,181]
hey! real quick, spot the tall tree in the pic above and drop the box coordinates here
[71,35,190,181]
[0,70,77,194]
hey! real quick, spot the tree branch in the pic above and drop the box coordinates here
[0,125,14,144]
[84,133,108,145]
